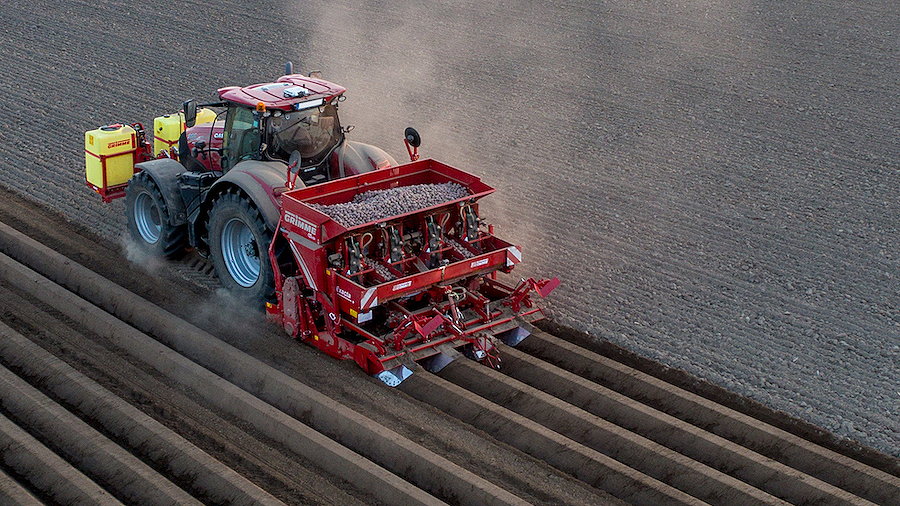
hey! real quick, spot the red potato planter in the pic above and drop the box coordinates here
[273,159,559,383]
[84,63,557,385]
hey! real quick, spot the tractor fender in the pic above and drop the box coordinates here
[336,140,398,176]
[134,158,188,225]
[206,160,288,231]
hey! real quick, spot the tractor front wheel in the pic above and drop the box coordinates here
[124,171,186,258]
[208,191,275,306]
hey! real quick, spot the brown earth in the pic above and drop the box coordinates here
[0,0,895,461]
[0,182,611,503]
[4,185,895,503]
[0,282,375,505]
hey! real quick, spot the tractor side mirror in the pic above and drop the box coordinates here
[288,150,301,171]
[183,100,198,128]
[404,127,421,162]
[404,127,421,148]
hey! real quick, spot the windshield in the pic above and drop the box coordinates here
[267,104,341,165]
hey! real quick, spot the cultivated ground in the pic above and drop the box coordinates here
[0,0,896,458]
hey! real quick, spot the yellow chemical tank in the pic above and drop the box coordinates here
[153,108,217,155]
[85,123,136,194]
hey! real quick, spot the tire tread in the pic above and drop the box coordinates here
[124,171,187,259]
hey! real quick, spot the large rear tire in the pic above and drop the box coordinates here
[124,171,187,258]
[208,191,275,305]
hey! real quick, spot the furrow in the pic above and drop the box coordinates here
[518,330,900,504]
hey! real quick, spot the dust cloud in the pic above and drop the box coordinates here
[277,1,594,278]
[120,235,165,275]
[192,287,269,340]
[121,235,265,339]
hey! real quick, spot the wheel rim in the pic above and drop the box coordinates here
[134,192,161,244]
[221,218,260,288]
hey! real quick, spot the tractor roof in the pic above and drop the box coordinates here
[217,74,346,111]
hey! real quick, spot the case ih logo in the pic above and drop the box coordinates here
[106,139,131,149]
[284,211,317,240]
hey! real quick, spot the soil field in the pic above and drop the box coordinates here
[0,191,896,504]
[0,193,613,504]
[0,0,896,464]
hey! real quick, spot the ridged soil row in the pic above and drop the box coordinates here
[399,370,701,506]
[487,346,873,505]
[0,413,122,505]
[0,282,375,506]
[517,330,900,505]
[406,362,795,505]
[0,220,520,506]
[0,362,201,505]
[0,187,619,506]
[0,468,42,506]
[0,319,284,506]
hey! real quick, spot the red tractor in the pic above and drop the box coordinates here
[84,63,557,385]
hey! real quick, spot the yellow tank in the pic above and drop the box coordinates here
[85,123,136,192]
[196,108,217,125]
[152,108,217,155]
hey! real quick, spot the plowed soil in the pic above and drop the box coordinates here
[0,0,896,460]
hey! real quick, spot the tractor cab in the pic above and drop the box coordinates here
[87,64,399,303]
[182,72,354,185]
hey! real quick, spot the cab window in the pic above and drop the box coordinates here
[221,106,260,171]
[266,104,342,166]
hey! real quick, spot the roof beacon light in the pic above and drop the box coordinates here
[256,101,266,113]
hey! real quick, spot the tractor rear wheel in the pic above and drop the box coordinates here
[208,191,275,305]
[124,171,187,258]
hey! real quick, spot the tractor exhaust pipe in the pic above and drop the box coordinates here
[284,61,294,75]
